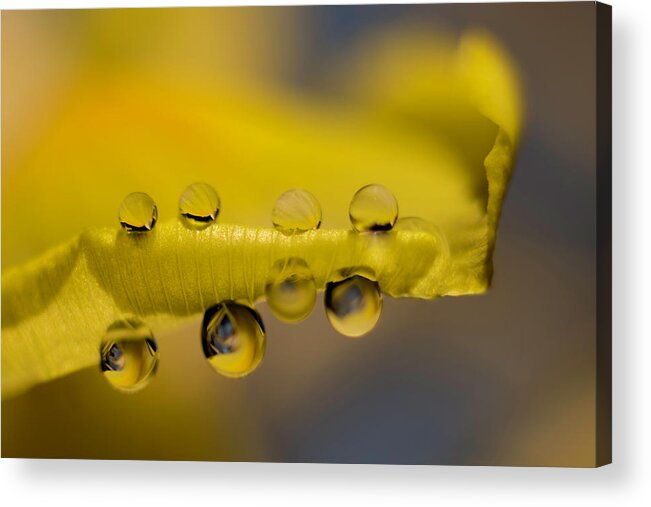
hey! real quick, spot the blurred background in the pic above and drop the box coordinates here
[2,3,598,466]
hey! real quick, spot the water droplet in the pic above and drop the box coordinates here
[349,184,398,232]
[265,258,316,322]
[325,274,382,337]
[394,216,450,256]
[100,318,159,392]
[119,192,158,233]
[179,182,221,229]
[272,189,321,235]
[201,302,266,378]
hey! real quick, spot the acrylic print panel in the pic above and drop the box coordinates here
[1,2,611,467]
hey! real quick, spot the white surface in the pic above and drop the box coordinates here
[1,0,649,505]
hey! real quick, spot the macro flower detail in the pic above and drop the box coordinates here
[2,26,522,398]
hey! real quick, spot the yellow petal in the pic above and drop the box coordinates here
[2,25,523,397]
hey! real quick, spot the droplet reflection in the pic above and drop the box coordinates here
[201,302,266,378]
[349,184,398,232]
[100,318,159,392]
[179,182,221,229]
[118,192,158,233]
[325,274,382,337]
[272,189,322,235]
[265,258,316,322]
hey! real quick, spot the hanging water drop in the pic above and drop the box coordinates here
[325,274,382,337]
[265,258,316,322]
[100,318,159,392]
[349,184,398,232]
[271,189,322,235]
[201,302,266,378]
[118,192,158,233]
[179,182,221,229]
